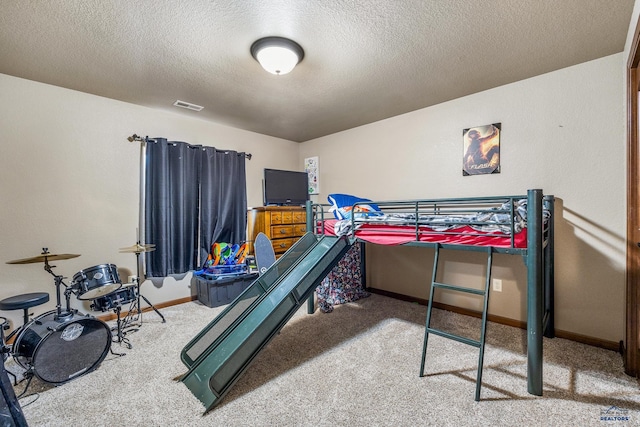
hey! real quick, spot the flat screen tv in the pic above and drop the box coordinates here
[263,168,309,206]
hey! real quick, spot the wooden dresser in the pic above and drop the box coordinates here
[247,206,307,256]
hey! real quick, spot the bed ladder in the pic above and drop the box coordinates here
[420,244,493,401]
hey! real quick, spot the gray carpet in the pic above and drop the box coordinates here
[6,294,640,426]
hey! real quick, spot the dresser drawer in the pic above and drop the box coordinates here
[270,211,283,224]
[281,211,293,223]
[294,224,306,236]
[271,225,295,238]
[272,238,294,254]
[292,211,306,224]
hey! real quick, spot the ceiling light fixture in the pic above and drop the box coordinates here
[250,36,304,76]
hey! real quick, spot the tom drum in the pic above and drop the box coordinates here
[72,264,122,300]
[91,285,138,312]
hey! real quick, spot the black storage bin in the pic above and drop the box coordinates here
[192,273,259,308]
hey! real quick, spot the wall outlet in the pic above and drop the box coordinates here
[492,278,502,292]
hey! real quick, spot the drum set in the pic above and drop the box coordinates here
[0,244,162,392]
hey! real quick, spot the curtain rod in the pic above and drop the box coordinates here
[126,134,252,160]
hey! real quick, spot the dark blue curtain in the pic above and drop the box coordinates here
[199,147,247,264]
[144,139,247,277]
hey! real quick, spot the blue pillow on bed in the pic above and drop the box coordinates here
[327,194,382,220]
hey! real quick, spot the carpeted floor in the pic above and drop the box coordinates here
[5,293,640,426]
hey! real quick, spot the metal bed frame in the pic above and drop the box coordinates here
[306,188,554,398]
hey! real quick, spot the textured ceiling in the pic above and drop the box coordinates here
[0,1,634,142]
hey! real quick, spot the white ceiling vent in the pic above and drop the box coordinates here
[173,100,204,111]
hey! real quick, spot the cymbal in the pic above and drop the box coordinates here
[119,243,156,253]
[7,252,81,264]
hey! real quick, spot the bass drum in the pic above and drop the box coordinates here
[12,311,112,384]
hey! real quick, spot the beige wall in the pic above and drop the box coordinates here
[299,53,626,342]
[0,74,300,330]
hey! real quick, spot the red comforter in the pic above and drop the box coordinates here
[317,219,527,248]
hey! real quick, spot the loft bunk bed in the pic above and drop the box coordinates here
[306,188,554,400]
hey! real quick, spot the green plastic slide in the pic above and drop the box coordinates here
[178,232,350,413]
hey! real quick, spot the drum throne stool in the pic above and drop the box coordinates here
[0,293,48,388]
[0,292,50,326]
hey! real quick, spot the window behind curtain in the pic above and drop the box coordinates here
[144,138,247,277]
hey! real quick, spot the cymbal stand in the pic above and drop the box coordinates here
[43,259,73,320]
[128,247,165,325]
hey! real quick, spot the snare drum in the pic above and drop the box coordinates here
[12,310,111,384]
[91,284,138,312]
[72,264,122,300]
